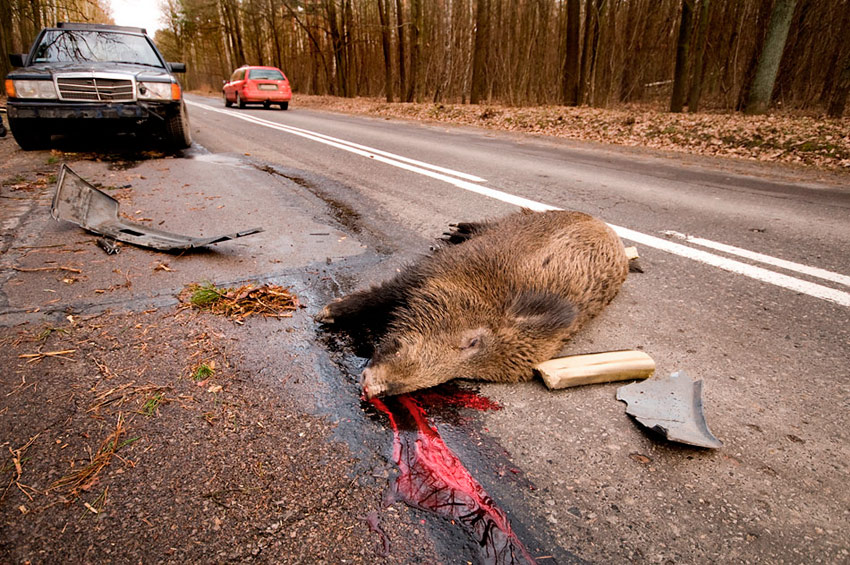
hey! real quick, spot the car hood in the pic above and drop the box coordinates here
[9,62,173,81]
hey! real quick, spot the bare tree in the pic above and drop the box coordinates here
[470,0,489,104]
[745,0,798,114]
[377,0,394,101]
[670,0,694,112]
[151,0,846,114]
[687,0,710,112]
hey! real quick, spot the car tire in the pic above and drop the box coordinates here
[8,118,51,150]
[224,92,233,108]
[238,94,246,109]
[280,101,289,111]
[165,101,192,150]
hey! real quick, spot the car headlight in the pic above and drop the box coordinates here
[138,81,173,101]
[11,79,58,99]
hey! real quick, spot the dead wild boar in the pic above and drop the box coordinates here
[317,209,629,399]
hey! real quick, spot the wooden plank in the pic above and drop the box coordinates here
[536,350,655,390]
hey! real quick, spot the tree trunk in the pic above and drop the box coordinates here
[819,0,850,107]
[670,0,694,112]
[377,0,394,101]
[687,0,710,112]
[470,0,490,104]
[395,0,407,102]
[579,0,603,104]
[578,0,593,103]
[619,0,645,103]
[561,0,580,106]
[745,0,797,115]
[827,57,850,117]
[325,0,346,96]
[406,0,422,102]
[0,0,13,95]
[736,0,774,111]
[268,0,282,69]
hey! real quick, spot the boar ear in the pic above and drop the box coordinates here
[507,290,576,334]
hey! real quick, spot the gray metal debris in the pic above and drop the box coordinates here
[616,370,723,449]
[51,164,262,251]
[97,237,120,255]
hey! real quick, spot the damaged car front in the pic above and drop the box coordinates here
[4,22,191,150]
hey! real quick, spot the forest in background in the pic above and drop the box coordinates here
[0,0,113,83]
[154,0,849,116]
[1,0,849,116]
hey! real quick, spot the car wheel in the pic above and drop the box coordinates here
[8,118,51,150]
[165,101,192,150]
[280,101,289,111]
[238,93,246,109]
[224,92,233,108]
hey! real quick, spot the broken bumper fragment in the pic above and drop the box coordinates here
[51,164,263,251]
[617,370,723,449]
[7,100,179,130]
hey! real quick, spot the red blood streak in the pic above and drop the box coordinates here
[415,387,503,412]
[371,394,536,565]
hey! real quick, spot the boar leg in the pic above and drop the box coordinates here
[440,221,491,245]
[316,269,420,328]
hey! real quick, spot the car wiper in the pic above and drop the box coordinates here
[111,61,163,68]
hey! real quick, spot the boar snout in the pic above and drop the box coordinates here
[361,366,387,399]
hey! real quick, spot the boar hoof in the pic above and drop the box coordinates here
[314,304,334,324]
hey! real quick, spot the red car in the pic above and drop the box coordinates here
[223,65,291,110]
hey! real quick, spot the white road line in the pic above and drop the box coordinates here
[188,100,850,308]
[187,100,486,182]
[661,230,850,288]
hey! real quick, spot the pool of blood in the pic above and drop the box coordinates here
[371,392,537,565]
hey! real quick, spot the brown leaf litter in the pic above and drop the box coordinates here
[180,282,299,321]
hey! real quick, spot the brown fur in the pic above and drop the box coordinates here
[317,209,629,398]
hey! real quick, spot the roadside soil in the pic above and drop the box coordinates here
[0,134,441,564]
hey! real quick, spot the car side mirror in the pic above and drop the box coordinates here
[167,62,186,73]
[9,54,25,67]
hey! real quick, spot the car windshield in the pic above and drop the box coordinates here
[249,69,284,80]
[31,30,163,67]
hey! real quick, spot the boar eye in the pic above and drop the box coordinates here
[461,336,480,349]
[458,327,489,354]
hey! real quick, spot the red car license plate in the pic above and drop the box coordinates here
[258,84,277,91]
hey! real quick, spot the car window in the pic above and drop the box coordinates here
[32,30,163,67]
[248,69,284,80]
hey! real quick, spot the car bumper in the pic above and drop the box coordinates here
[240,91,292,103]
[7,99,181,127]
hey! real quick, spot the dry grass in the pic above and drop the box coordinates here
[18,349,76,364]
[49,414,138,499]
[2,434,41,503]
[87,383,172,417]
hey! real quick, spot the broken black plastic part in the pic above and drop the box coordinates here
[51,164,263,251]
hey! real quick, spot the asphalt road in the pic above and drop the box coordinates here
[180,94,850,563]
[6,93,841,563]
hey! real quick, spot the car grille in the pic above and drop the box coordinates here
[56,76,135,102]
